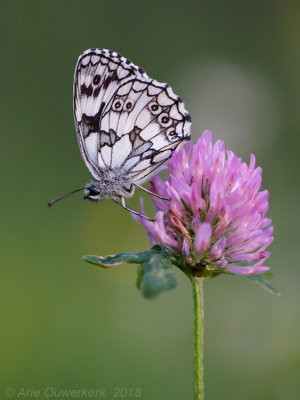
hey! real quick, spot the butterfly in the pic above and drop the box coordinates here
[48,48,191,219]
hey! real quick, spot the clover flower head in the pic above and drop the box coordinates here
[133,131,273,276]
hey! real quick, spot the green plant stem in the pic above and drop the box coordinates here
[192,277,204,400]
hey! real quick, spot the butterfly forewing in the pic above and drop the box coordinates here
[73,48,191,189]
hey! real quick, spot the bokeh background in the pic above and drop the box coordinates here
[1,1,299,399]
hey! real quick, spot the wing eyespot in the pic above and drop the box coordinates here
[166,127,179,142]
[159,113,172,127]
[112,98,124,112]
[124,99,134,111]
[149,102,162,115]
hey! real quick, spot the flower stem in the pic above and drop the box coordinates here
[192,277,204,400]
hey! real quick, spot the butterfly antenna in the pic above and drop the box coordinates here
[48,187,86,207]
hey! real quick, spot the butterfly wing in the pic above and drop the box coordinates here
[73,48,191,185]
[103,78,191,184]
[73,48,148,179]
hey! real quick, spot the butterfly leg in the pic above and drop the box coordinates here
[133,183,170,201]
[121,197,153,221]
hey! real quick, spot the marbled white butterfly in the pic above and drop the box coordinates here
[49,48,191,219]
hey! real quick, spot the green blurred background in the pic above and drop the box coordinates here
[1,0,299,399]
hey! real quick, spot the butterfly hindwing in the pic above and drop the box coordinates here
[101,78,191,183]
[73,48,191,186]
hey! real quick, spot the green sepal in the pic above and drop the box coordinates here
[137,252,177,299]
[247,273,280,296]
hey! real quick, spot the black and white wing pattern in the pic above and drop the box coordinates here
[73,48,191,184]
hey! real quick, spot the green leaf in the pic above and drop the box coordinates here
[248,274,280,296]
[83,249,159,268]
[137,253,177,299]
[84,246,177,299]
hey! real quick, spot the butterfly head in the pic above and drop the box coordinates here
[84,183,104,202]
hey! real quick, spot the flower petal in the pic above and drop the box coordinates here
[227,264,270,276]
[195,222,212,256]
[154,212,179,247]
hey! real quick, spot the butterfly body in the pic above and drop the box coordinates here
[49,48,191,217]
[84,169,134,202]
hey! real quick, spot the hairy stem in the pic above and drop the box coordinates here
[191,277,204,400]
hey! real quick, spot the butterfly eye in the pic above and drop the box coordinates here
[124,99,134,111]
[112,99,124,111]
[159,113,172,127]
[149,102,162,115]
[86,184,100,197]
[166,127,179,141]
